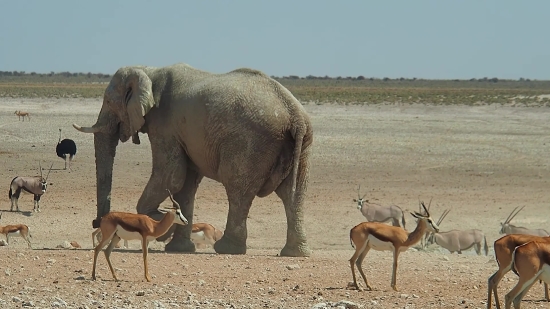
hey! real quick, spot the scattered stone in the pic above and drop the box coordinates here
[286,264,300,270]
[400,294,409,299]
[5,268,11,276]
[0,240,7,246]
[75,275,86,280]
[21,300,35,307]
[136,291,145,296]
[56,241,72,249]
[12,296,21,302]
[46,259,56,264]
[53,297,67,306]
[70,241,81,249]
[442,256,450,261]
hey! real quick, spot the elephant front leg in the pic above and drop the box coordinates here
[214,190,255,255]
[165,168,202,253]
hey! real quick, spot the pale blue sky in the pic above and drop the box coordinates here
[1,1,548,79]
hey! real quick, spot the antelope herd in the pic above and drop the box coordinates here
[350,185,550,309]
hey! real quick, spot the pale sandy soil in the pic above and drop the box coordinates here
[0,98,549,308]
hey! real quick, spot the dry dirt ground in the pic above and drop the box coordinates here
[0,98,550,308]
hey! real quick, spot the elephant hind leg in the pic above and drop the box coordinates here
[275,160,311,257]
[214,189,256,255]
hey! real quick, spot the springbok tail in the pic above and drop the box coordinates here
[483,235,488,256]
[349,230,355,249]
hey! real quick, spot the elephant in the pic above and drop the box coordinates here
[73,63,313,257]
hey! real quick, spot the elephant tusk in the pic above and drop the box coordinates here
[73,123,100,133]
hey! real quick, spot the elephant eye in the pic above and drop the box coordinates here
[124,88,132,105]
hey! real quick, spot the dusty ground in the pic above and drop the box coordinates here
[0,98,550,308]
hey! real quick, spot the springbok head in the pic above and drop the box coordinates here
[162,189,188,226]
[39,162,54,193]
[499,206,525,234]
[352,185,369,209]
[410,201,440,233]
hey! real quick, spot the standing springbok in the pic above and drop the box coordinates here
[14,110,30,121]
[353,185,406,229]
[426,208,488,255]
[504,240,550,309]
[348,202,439,292]
[92,189,188,282]
[487,234,550,309]
[9,162,53,212]
[92,222,224,250]
[500,206,550,236]
[0,213,33,248]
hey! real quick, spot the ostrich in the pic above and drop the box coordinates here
[56,128,77,170]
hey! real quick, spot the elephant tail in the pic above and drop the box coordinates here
[290,123,307,204]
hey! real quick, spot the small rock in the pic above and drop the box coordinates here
[400,294,409,299]
[53,297,67,306]
[311,302,328,309]
[5,269,11,276]
[75,275,86,280]
[412,294,419,298]
[333,300,361,309]
[442,256,450,261]
[370,300,378,306]
[70,241,81,249]
[46,259,56,264]
[12,296,21,302]
[0,240,7,246]
[286,264,300,270]
[136,291,145,296]
[21,300,34,307]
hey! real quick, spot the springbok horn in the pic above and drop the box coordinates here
[45,162,54,181]
[421,201,429,217]
[166,189,181,210]
[73,123,101,134]
[507,205,526,224]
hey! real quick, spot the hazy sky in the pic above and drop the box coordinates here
[1,1,548,79]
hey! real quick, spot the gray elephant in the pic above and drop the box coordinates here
[73,63,313,257]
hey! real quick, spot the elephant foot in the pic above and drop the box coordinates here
[214,236,247,255]
[165,237,196,253]
[280,242,312,257]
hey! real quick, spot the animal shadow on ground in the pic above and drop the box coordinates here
[2,210,34,217]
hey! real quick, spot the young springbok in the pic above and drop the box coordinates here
[426,208,488,255]
[500,206,550,237]
[353,185,406,228]
[504,240,550,309]
[487,234,550,309]
[348,202,439,292]
[0,213,33,249]
[14,111,30,121]
[92,189,188,282]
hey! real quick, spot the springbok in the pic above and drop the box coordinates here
[353,185,406,229]
[92,222,224,249]
[92,189,188,282]
[14,110,30,121]
[487,234,550,309]
[0,213,33,248]
[348,201,439,292]
[426,208,488,255]
[191,223,224,248]
[504,240,550,309]
[9,162,54,212]
[500,206,550,237]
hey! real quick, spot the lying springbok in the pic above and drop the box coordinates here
[500,206,550,237]
[487,234,550,309]
[9,162,54,212]
[92,189,188,282]
[0,212,33,248]
[14,110,30,121]
[191,223,224,248]
[353,185,406,229]
[349,201,439,292]
[504,239,550,309]
[92,222,223,249]
[426,209,488,255]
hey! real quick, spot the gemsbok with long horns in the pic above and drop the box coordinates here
[504,239,550,309]
[348,201,439,292]
[353,185,406,229]
[426,208,488,255]
[92,189,188,282]
[487,234,550,309]
[500,206,549,237]
[8,162,54,212]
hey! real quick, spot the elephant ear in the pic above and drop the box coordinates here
[125,69,157,134]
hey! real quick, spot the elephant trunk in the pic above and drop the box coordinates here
[93,131,119,227]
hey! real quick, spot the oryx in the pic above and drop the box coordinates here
[426,208,488,255]
[353,185,406,228]
[499,206,550,237]
[8,162,53,212]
